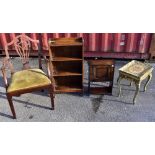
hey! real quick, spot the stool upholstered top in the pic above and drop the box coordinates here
[119,60,153,78]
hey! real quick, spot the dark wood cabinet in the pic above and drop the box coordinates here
[49,37,84,93]
[88,59,115,95]
[149,33,155,60]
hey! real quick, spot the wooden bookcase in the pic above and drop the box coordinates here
[49,37,84,93]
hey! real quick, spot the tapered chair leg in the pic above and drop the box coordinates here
[7,95,16,119]
[49,87,54,110]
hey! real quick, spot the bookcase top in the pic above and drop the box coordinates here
[49,37,83,46]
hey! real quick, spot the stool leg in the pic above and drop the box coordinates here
[144,73,152,92]
[133,82,140,104]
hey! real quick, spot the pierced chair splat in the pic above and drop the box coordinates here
[1,34,55,119]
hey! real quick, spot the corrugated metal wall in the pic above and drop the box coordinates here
[0,33,152,59]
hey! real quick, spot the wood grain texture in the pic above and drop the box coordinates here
[49,37,84,93]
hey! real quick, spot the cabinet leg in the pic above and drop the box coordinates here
[144,73,152,92]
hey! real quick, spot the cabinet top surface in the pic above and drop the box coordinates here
[88,59,115,66]
[49,37,83,46]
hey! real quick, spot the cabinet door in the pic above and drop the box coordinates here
[90,65,113,82]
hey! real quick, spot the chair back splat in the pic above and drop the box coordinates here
[5,34,39,70]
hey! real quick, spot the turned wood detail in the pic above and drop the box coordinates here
[4,34,39,69]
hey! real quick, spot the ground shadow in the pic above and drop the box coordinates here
[0,91,6,98]
[113,85,145,92]
[91,95,103,113]
[0,112,14,119]
[31,90,50,97]
[102,97,134,105]
[0,76,5,87]
[0,92,51,110]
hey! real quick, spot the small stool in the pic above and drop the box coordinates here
[117,60,154,104]
[88,59,115,95]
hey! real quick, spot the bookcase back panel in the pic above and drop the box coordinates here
[51,46,82,58]
[55,76,83,88]
[52,61,82,74]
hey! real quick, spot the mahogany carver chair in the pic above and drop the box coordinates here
[1,34,55,119]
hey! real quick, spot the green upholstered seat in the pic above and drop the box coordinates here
[7,69,51,93]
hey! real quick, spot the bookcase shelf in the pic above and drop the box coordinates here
[49,37,84,93]
[53,71,82,77]
[52,57,82,61]
[54,75,83,93]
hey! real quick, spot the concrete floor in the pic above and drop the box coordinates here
[0,58,155,122]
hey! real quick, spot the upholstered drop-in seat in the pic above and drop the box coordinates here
[7,69,51,93]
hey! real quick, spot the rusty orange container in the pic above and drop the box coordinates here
[0,33,152,59]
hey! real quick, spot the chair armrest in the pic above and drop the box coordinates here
[1,57,14,88]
